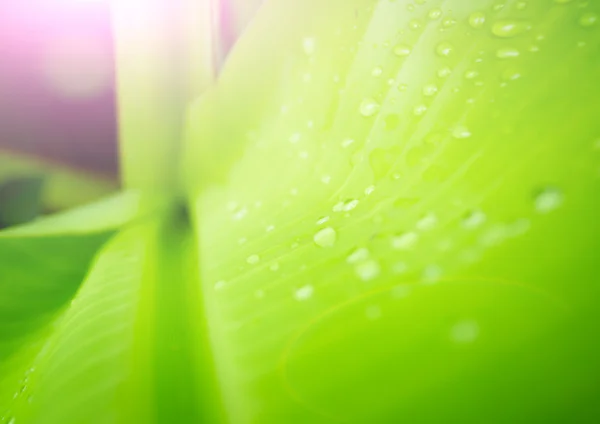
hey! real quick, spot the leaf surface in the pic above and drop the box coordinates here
[0,192,143,416]
[187,0,600,422]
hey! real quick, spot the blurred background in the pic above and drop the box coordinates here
[0,1,119,229]
[0,0,264,229]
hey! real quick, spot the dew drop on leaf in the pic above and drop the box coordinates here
[416,212,438,231]
[354,259,381,281]
[469,12,486,29]
[413,104,428,116]
[496,47,520,59]
[359,98,380,117]
[464,70,479,80]
[391,232,419,250]
[422,84,439,96]
[579,12,598,28]
[462,209,487,229]
[452,125,472,139]
[347,247,370,264]
[428,8,442,20]
[491,20,531,38]
[436,41,454,57]
[246,254,260,265]
[534,187,564,214]
[502,68,522,81]
[316,216,330,225]
[313,227,337,248]
[294,285,314,301]
[393,44,412,57]
[437,66,452,78]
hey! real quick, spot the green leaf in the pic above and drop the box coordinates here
[0,192,142,397]
[1,209,227,424]
[3,0,600,423]
[185,0,600,422]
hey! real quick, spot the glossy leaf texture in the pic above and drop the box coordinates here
[0,192,142,420]
[1,0,599,423]
[189,0,600,422]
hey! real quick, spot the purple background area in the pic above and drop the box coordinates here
[0,1,118,177]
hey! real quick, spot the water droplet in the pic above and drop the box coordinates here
[355,259,381,281]
[321,175,332,185]
[491,20,531,38]
[416,212,438,230]
[302,37,316,55]
[428,8,442,20]
[516,1,528,10]
[502,68,522,81]
[359,98,380,117]
[334,199,359,212]
[394,44,412,57]
[347,247,370,264]
[246,254,260,265]
[372,66,383,77]
[436,42,454,57]
[442,18,457,28]
[422,84,438,96]
[496,47,520,59]
[534,187,563,213]
[391,232,419,250]
[316,216,330,225]
[269,262,280,272]
[480,224,509,246]
[437,66,452,78]
[452,125,472,139]
[579,12,598,27]
[409,19,423,30]
[341,138,355,148]
[462,209,487,229]
[232,207,248,221]
[313,227,337,248]
[469,12,486,29]
[295,285,314,301]
[365,305,382,320]
[464,70,479,80]
[413,104,428,116]
[450,320,480,343]
[364,185,375,195]
[214,280,226,291]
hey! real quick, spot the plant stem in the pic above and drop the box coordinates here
[110,0,215,191]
